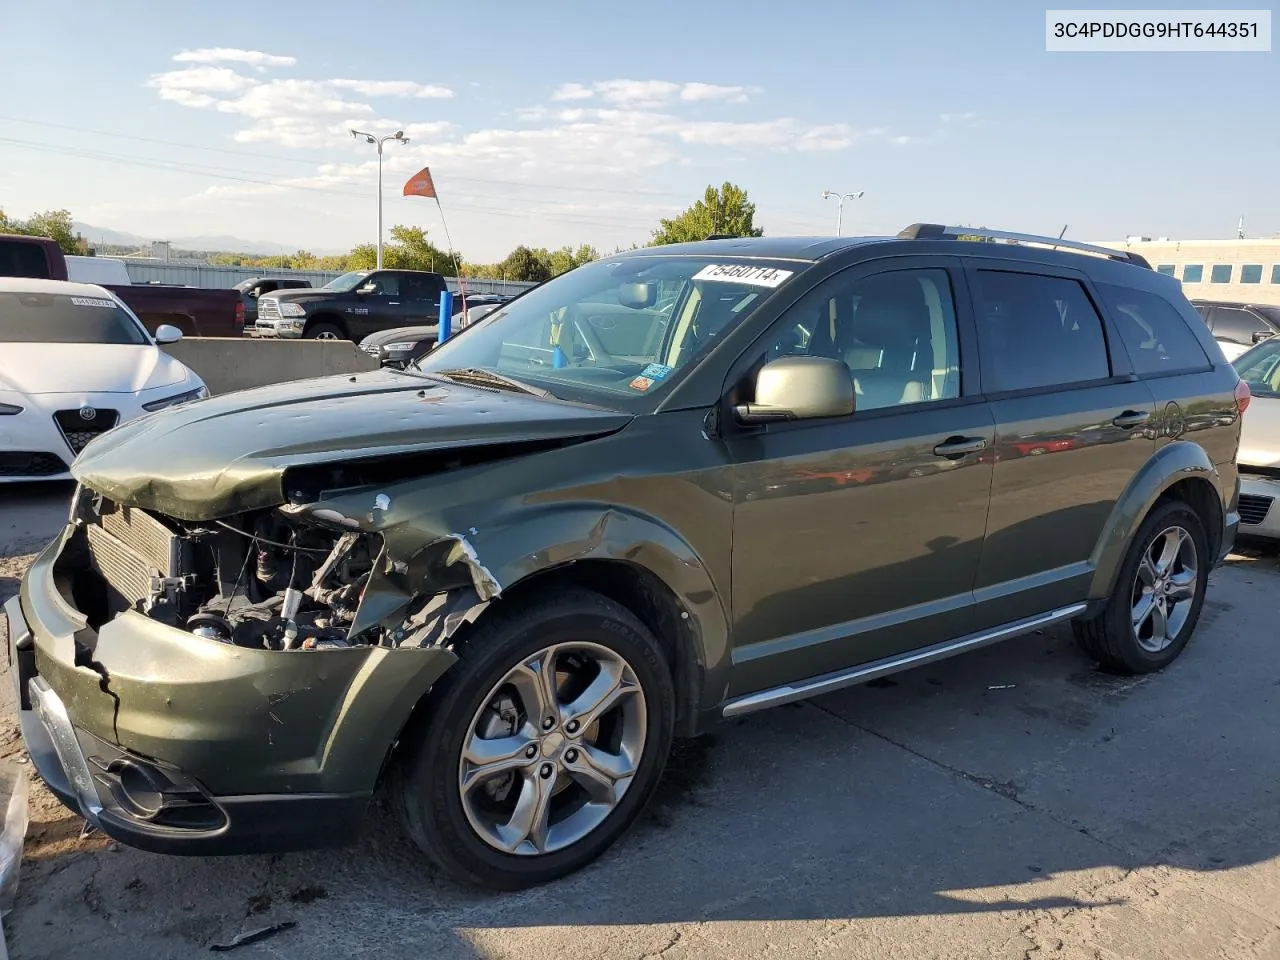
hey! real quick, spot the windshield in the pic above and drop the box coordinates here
[412,256,800,406]
[1234,339,1280,396]
[322,271,371,293]
[0,291,150,345]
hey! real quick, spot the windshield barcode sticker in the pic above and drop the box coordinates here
[693,264,794,288]
[69,297,117,308]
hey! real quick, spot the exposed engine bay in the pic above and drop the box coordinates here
[57,490,444,652]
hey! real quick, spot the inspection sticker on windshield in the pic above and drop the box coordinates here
[640,363,673,381]
[69,297,116,308]
[693,264,793,288]
[629,375,657,392]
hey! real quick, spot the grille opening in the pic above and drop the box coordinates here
[53,408,119,455]
[1238,493,1273,526]
[0,451,68,477]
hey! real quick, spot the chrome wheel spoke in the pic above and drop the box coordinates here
[565,659,638,730]
[460,727,536,793]
[1166,569,1197,602]
[566,744,637,805]
[1132,591,1156,630]
[1136,557,1158,589]
[1149,598,1169,644]
[1153,530,1184,576]
[501,768,557,854]
[508,646,562,725]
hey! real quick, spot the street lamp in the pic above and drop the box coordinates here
[349,128,410,268]
[821,189,864,237]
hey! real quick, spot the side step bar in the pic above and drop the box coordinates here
[721,603,1086,718]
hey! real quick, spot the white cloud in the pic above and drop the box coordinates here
[680,82,753,103]
[172,48,296,68]
[551,82,594,101]
[940,111,981,127]
[677,118,858,152]
[148,66,257,95]
[329,78,453,99]
[596,79,681,106]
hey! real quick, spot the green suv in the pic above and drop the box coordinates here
[5,224,1246,890]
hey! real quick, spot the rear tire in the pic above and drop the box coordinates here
[392,587,675,890]
[305,321,345,341]
[1073,500,1210,674]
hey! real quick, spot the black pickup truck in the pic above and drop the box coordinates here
[253,269,448,342]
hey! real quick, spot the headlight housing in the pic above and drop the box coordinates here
[143,384,210,412]
[279,302,307,318]
[0,403,22,416]
[383,341,420,352]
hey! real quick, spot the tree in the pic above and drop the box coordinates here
[0,207,83,254]
[499,245,553,283]
[384,225,462,274]
[651,183,763,246]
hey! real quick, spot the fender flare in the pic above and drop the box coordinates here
[1086,441,1225,600]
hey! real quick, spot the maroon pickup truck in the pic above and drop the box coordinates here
[0,234,245,337]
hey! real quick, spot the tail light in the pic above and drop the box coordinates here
[1235,379,1251,415]
[234,300,245,330]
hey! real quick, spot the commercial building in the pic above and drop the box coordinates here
[1090,238,1280,306]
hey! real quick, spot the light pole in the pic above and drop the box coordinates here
[349,128,410,268]
[821,189,864,237]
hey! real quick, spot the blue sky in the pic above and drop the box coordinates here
[0,0,1275,260]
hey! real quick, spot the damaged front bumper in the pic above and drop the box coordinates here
[3,532,458,855]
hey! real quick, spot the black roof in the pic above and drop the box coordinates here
[613,236,892,263]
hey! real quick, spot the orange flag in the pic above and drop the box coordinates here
[402,167,437,198]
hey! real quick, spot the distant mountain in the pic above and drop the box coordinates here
[72,222,344,256]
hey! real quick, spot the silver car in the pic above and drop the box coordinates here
[1233,338,1280,538]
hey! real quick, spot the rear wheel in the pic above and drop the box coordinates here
[305,321,345,341]
[393,588,675,890]
[1073,500,1209,674]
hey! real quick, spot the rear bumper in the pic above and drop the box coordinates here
[5,593,369,854]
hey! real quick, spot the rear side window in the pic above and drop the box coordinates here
[1095,283,1211,375]
[1213,307,1268,345]
[0,240,52,279]
[971,270,1110,393]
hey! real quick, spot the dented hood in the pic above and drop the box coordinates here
[71,369,632,520]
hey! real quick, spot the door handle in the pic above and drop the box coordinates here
[933,436,987,459]
[389,301,400,306]
[1112,410,1150,429]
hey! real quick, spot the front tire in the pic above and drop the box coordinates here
[1073,500,1210,674]
[305,321,345,341]
[393,588,675,890]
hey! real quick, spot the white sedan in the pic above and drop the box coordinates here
[0,277,208,483]
[1233,337,1280,539]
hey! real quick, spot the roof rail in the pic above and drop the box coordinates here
[897,223,1152,269]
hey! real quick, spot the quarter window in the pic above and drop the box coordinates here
[971,271,1110,393]
[1241,264,1263,284]
[1210,264,1233,284]
[1095,283,1210,375]
[1183,265,1204,283]
[764,268,961,411]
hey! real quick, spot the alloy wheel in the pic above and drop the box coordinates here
[1130,525,1199,653]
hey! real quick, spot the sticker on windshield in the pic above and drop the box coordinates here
[69,297,117,309]
[629,375,657,392]
[693,264,794,288]
[640,363,673,381]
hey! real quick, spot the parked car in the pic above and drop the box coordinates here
[0,235,246,337]
[1230,338,1280,538]
[236,277,313,330]
[1191,300,1280,361]
[5,224,1244,891]
[360,302,506,368]
[254,269,448,342]
[0,277,208,482]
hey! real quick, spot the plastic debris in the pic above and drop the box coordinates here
[987,684,1017,690]
[210,921,297,952]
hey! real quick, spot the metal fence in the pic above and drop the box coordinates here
[119,260,536,296]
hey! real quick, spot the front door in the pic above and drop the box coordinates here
[726,259,996,697]
[964,264,1157,627]
[350,272,405,339]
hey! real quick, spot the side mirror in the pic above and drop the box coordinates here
[154,324,183,344]
[1253,330,1274,344]
[735,356,854,424]
[357,283,376,295]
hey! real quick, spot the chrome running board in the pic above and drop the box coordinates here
[721,603,1087,718]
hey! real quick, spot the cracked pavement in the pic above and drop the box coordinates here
[1,482,1278,959]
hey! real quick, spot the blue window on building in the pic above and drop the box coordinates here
[1156,264,1175,276]
[1272,264,1280,284]
[1241,264,1263,284]
[1183,264,1204,283]
[1210,264,1233,284]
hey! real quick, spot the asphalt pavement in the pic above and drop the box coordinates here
[0,481,1277,960]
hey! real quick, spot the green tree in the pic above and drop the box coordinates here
[651,183,763,246]
[1,207,82,254]
[499,245,553,283]
[384,225,462,274]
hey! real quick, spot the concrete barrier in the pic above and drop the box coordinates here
[162,337,380,395]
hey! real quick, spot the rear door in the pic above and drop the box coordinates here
[966,262,1157,628]
[401,274,444,324]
